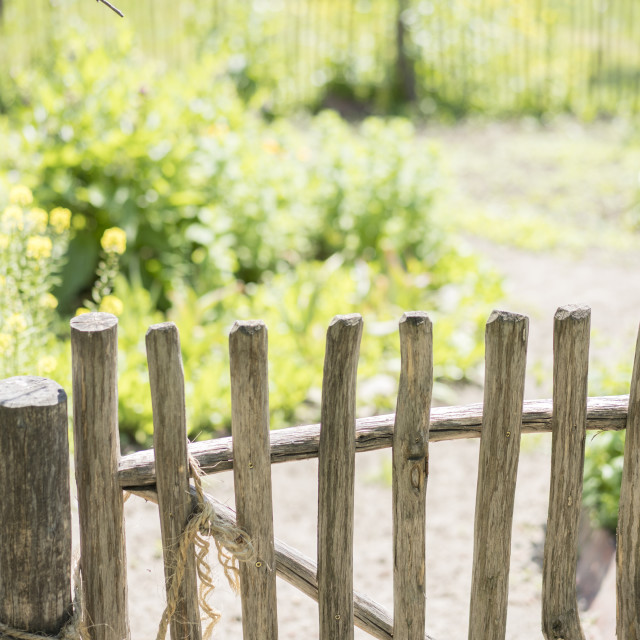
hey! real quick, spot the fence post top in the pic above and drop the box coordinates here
[555,304,591,321]
[0,376,66,409]
[329,313,362,328]
[230,319,267,336]
[70,312,117,333]
[487,309,528,325]
[400,311,431,326]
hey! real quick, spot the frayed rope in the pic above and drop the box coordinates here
[155,455,255,640]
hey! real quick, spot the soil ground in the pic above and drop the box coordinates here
[73,119,640,639]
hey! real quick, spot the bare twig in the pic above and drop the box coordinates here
[97,0,124,18]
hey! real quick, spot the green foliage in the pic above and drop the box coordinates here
[83,252,501,447]
[0,25,505,447]
[583,431,625,532]
[582,349,636,532]
[1,32,445,311]
[3,0,639,118]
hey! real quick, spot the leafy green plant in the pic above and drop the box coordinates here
[1,30,443,312]
[583,430,626,532]
[582,346,637,531]
[58,250,501,447]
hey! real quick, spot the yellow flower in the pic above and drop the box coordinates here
[0,332,11,354]
[0,234,8,249]
[28,207,48,233]
[37,355,57,375]
[9,185,33,206]
[99,295,124,316]
[6,313,27,333]
[26,236,53,260]
[100,227,127,255]
[75,307,91,316]
[0,275,5,288]
[262,139,282,155]
[2,205,24,230]
[40,293,58,309]
[49,207,72,234]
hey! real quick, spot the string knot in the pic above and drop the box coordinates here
[155,455,255,640]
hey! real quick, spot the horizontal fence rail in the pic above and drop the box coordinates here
[118,395,631,488]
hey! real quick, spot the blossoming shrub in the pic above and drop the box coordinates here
[0,186,71,378]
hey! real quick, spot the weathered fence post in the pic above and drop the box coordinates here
[542,304,590,640]
[230,320,279,640]
[318,314,363,640]
[393,312,433,640]
[71,312,130,640]
[616,321,640,639]
[468,310,528,640]
[147,322,202,640]
[0,376,72,635]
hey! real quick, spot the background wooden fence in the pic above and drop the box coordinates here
[1,304,639,639]
[1,0,640,116]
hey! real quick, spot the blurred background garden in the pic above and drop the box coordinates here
[1,0,640,535]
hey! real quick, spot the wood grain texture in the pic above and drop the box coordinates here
[147,323,201,640]
[128,487,437,640]
[229,321,278,640]
[118,396,629,488]
[0,377,72,634]
[542,305,590,640]
[71,312,130,640]
[392,312,433,640]
[318,314,363,640]
[617,322,640,639]
[468,310,528,640]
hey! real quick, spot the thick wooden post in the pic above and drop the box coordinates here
[0,376,72,635]
[71,312,130,640]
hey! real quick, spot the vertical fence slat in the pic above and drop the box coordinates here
[146,323,202,640]
[71,312,130,640]
[0,377,71,634]
[318,313,363,640]
[617,321,640,638]
[392,312,433,640]
[542,304,590,640]
[468,310,528,640]
[230,320,278,640]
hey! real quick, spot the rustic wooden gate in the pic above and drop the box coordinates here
[1,304,639,640]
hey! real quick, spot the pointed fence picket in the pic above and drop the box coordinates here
[1,305,639,640]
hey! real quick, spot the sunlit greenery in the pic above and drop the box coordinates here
[2,0,640,117]
[1,2,638,532]
[0,28,505,445]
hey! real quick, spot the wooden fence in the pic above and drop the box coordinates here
[2,0,640,116]
[1,303,639,639]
